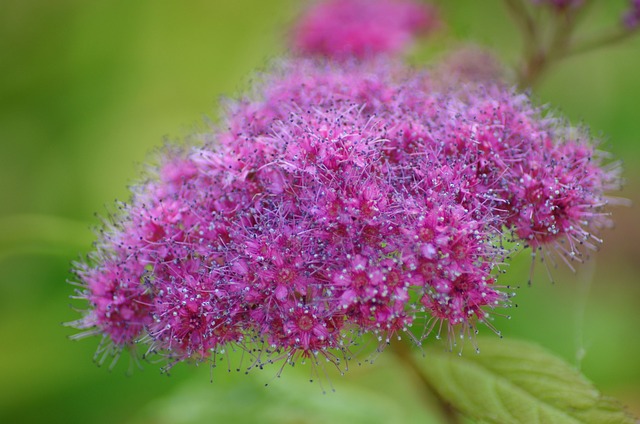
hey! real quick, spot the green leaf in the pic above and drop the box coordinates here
[129,353,445,424]
[417,338,637,424]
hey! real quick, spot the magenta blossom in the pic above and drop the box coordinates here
[291,0,438,60]
[70,59,620,374]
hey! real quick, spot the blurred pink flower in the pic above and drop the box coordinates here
[623,0,640,29]
[292,0,438,59]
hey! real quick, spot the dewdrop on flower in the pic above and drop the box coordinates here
[69,58,621,374]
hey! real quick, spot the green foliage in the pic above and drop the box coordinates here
[129,355,444,424]
[418,338,636,424]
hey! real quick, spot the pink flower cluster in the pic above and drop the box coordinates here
[291,0,438,60]
[71,59,620,372]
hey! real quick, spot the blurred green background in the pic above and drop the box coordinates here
[1,1,639,423]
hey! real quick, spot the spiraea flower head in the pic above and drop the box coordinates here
[70,58,621,375]
[291,0,439,60]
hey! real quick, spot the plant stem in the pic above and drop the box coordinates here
[567,29,638,58]
[503,0,538,47]
[390,341,463,424]
[510,1,639,88]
